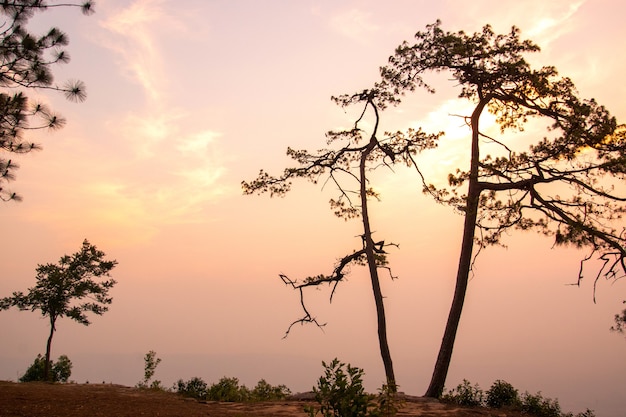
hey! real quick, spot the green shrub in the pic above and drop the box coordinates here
[306,358,375,417]
[251,379,291,401]
[441,379,483,407]
[207,376,250,402]
[520,391,562,417]
[177,376,290,402]
[440,379,594,417]
[136,350,165,390]
[176,377,208,399]
[20,354,72,383]
[486,380,519,408]
[373,383,403,417]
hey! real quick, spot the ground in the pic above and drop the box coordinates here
[0,381,530,417]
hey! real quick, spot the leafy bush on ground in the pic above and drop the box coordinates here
[373,383,404,417]
[442,379,594,417]
[20,354,72,383]
[176,376,208,399]
[306,358,402,417]
[520,391,563,417]
[207,376,249,401]
[441,379,484,407]
[250,378,291,401]
[176,376,290,402]
[307,358,373,417]
[486,380,519,408]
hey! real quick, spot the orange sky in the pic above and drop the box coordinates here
[1,1,625,416]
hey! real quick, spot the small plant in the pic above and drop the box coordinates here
[373,383,403,417]
[176,377,208,399]
[307,358,375,417]
[136,350,165,390]
[486,380,519,408]
[441,379,484,407]
[520,391,562,417]
[20,354,72,383]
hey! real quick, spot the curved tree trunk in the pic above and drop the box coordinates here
[424,186,479,397]
[360,143,396,388]
[424,97,489,398]
[359,100,396,388]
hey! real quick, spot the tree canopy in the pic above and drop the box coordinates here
[0,0,94,202]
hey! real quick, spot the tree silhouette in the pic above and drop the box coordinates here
[371,20,626,397]
[0,0,94,202]
[0,239,117,381]
[243,90,439,388]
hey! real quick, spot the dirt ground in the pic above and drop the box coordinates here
[0,381,529,417]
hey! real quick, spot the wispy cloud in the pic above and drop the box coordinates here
[329,8,380,42]
[525,1,585,47]
[99,0,167,101]
[58,0,232,242]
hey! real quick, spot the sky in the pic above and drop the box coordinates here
[1,0,625,415]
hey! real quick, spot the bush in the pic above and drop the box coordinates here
[20,354,72,383]
[307,358,375,417]
[520,391,562,417]
[176,377,208,399]
[207,376,250,402]
[440,379,594,417]
[486,380,519,408]
[441,379,483,407]
[251,379,291,401]
[176,376,291,402]
[373,383,404,417]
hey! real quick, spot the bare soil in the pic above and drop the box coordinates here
[0,381,528,417]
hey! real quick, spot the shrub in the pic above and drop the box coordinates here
[20,354,72,383]
[486,380,519,408]
[520,391,562,417]
[440,379,594,417]
[306,358,375,417]
[251,379,291,401]
[207,376,250,402]
[176,377,208,399]
[373,383,403,417]
[136,350,165,390]
[441,379,483,407]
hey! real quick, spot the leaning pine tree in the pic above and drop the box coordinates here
[243,90,440,389]
[369,20,626,397]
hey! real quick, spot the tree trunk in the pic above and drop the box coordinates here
[424,187,479,397]
[424,97,489,398]
[365,243,396,388]
[44,316,56,382]
[360,131,396,388]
